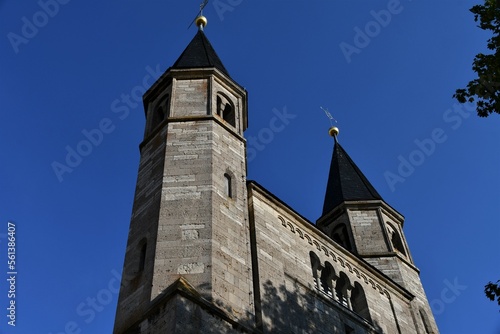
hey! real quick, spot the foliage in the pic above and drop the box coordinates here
[454,0,500,117]
[457,1,500,308]
[485,280,500,307]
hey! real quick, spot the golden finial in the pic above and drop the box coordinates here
[328,126,339,138]
[196,15,208,30]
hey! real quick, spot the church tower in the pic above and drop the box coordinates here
[113,17,254,333]
[317,128,438,333]
[113,13,439,334]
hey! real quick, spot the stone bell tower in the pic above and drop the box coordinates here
[113,16,254,333]
[316,127,439,334]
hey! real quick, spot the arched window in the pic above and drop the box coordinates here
[216,94,235,127]
[309,251,322,289]
[420,309,432,334]
[320,262,335,297]
[150,95,169,131]
[335,272,352,308]
[224,173,232,198]
[157,105,166,121]
[387,224,406,256]
[351,282,371,322]
[332,224,352,251]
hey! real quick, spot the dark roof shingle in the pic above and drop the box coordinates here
[322,141,383,215]
[172,30,229,77]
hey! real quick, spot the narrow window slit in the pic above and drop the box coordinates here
[224,173,232,198]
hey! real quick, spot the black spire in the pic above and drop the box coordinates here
[322,141,383,215]
[172,30,230,77]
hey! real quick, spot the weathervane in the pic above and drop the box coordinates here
[320,106,340,139]
[188,0,209,30]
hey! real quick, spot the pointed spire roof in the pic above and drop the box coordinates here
[322,140,383,215]
[172,30,230,77]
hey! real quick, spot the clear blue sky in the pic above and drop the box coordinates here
[1,1,499,333]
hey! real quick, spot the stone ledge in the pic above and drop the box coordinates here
[120,277,255,334]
